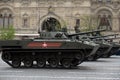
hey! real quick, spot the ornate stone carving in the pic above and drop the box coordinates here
[113,1,119,8]
[48,6,55,13]
[73,0,82,5]
[21,0,30,6]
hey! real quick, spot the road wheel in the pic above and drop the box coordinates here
[2,52,11,61]
[87,55,95,61]
[23,58,33,67]
[102,54,110,58]
[12,59,21,68]
[71,59,79,67]
[75,53,82,60]
[48,58,59,68]
[61,59,71,68]
[36,58,46,68]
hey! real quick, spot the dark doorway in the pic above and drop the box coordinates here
[41,17,61,32]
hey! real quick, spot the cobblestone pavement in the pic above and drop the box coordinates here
[0,53,120,80]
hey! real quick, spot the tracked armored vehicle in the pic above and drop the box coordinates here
[70,29,111,61]
[103,42,120,58]
[0,31,98,68]
[87,34,120,59]
[91,34,120,58]
[102,36,120,58]
[88,39,112,61]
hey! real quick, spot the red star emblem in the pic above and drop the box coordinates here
[42,42,47,48]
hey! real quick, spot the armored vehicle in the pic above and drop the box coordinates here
[115,49,120,55]
[70,29,111,61]
[91,34,120,58]
[88,34,120,59]
[0,31,99,68]
[102,36,120,58]
[103,42,120,58]
[88,38,112,61]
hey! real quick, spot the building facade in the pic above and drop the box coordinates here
[0,0,120,34]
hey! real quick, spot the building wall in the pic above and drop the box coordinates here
[0,0,120,34]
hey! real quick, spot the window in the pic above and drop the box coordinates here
[0,9,13,28]
[76,19,80,27]
[8,14,13,26]
[98,15,112,30]
[98,0,103,2]
[106,0,111,3]
[41,17,61,32]
[74,19,80,33]
[23,18,28,27]
[0,8,13,28]
[0,14,3,27]
[97,10,112,30]
[22,13,29,28]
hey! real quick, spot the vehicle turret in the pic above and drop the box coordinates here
[38,32,68,39]
[68,29,106,37]
[37,29,106,39]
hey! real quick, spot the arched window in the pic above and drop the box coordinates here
[98,0,102,2]
[0,9,13,28]
[8,14,13,26]
[74,19,80,33]
[97,10,112,30]
[98,15,112,30]
[76,19,80,27]
[98,0,103,3]
[106,0,111,2]
[22,13,29,28]
[0,14,3,27]
[41,17,61,32]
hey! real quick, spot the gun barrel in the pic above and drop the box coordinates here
[90,34,119,39]
[91,37,120,41]
[68,29,106,37]
[104,37,120,40]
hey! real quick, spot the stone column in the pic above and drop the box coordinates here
[13,14,20,29]
[119,17,120,31]
[112,15,119,32]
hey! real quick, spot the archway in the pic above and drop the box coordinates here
[41,17,61,32]
[96,9,113,30]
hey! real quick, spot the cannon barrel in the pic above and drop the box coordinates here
[90,34,119,39]
[68,29,106,37]
[104,37,120,40]
[89,36,120,41]
[87,34,119,39]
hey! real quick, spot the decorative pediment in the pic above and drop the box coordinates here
[73,0,82,4]
[48,6,55,13]
[21,0,31,6]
